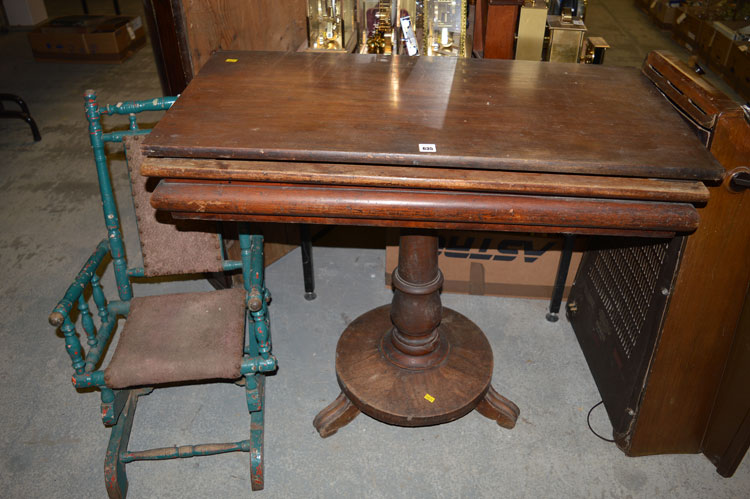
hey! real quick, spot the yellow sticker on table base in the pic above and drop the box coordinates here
[225,58,238,63]
[424,393,435,403]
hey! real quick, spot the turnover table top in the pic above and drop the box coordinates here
[142,50,722,182]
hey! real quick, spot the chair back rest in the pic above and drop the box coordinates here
[124,134,224,277]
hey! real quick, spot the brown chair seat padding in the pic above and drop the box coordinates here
[104,288,246,389]
[124,134,224,277]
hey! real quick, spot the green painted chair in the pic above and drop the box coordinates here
[48,91,275,497]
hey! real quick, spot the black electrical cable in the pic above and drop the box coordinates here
[587,400,615,443]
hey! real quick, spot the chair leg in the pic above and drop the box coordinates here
[249,374,265,491]
[240,226,269,490]
[101,388,137,427]
[104,389,143,499]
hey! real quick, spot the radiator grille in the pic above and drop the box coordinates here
[587,242,669,359]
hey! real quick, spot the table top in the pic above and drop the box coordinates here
[143,50,722,182]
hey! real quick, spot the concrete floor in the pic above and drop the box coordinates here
[1,0,748,497]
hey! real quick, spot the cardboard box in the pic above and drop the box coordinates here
[695,19,718,60]
[649,0,679,29]
[28,15,145,63]
[725,41,750,102]
[672,6,703,53]
[707,21,750,75]
[385,231,584,300]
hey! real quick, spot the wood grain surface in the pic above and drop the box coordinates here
[141,157,710,203]
[703,289,750,476]
[180,1,306,75]
[150,180,700,234]
[142,51,723,181]
[169,212,678,238]
[335,305,493,426]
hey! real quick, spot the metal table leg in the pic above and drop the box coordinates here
[300,224,316,300]
[546,234,575,322]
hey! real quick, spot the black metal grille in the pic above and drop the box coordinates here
[569,236,684,441]
[587,242,669,360]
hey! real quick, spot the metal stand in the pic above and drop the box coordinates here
[546,234,575,322]
[0,94,41,141]
[300,224,316,300]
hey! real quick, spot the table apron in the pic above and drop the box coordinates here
[150,180,699,236]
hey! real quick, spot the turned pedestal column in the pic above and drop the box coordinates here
[314,231,519,437]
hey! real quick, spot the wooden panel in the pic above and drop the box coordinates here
[141,157,710,203]
[626,109,750,456]
[724,42,750,103]
[150,180,700,234]
[483,2,522,59]
[473,0,489,53]
[671,8,702,54]
[565,51,750,457]
[180,0,306,75]
[695,20,716,61]
[643,51,737,129]
[143,51,723,181]
[703,287,750,477]
[171,213,677,238]
[141,0,191,95]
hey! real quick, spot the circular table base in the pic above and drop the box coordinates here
[335,305,494,427]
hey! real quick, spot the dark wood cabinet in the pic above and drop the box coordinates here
[569,51,750,474]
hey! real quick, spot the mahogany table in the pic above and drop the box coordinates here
[140,51,722,437]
